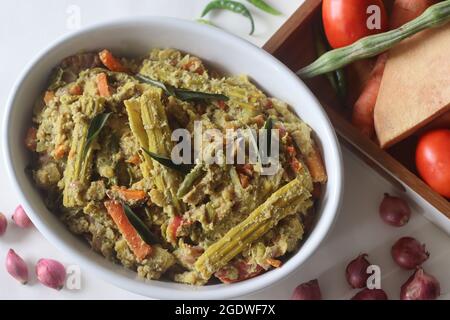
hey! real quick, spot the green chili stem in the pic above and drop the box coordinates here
[202,0,255,35]
[246,0,281,16]
[314,20,347,102]
[298,1,450,78]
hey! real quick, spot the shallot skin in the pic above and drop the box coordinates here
[291,279,322,300]
[12,205,33,228]
[5,249,29,284]
[379,193,411,227]
[346,254,371,289]
[35,259,66,290]
[351,288,388,300]
[400,268,440,300]
[391,237,429,270]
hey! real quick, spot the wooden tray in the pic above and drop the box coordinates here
[263,0,450,218]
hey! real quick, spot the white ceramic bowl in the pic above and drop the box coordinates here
[3,17,343,299]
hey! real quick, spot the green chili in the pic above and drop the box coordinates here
[298,1,450,78]
[202,0,255,35]
[246,0,281,16]
[314,22,347,103]
[334,68,347,102]
[314,24,339,94]
[177,163,205,198]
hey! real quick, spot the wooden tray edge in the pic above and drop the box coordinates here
[263,0,450,218]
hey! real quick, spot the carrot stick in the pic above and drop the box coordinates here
[54,143,67,160]
[104,200,152,261]
[69,84,83,95]
[126,154,141,165]
[352,53,388,137]
[99,49,128,72]
[43,90,55,105]
[111,186,148,202]
[351,0,437,137]
[266,258,282,268]
[167,215,183,243]
[96,72,111,97]
[305,146,327,183]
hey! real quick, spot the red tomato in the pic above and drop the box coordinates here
[322,0,388,49]
[416,129,450,198]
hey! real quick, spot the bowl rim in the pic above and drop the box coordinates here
[2,16,344,299]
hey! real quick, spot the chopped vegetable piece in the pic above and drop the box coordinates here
[266,258,282,268]
[96,72,111,97]
[69,84,83,95]
[177,163,205,198]
[104,200,152,261]
[43,91,55,105]
[167,215,183,243]
[111,186,148,202]
[305,146,327,183]
[215,260,264,283]
[126,154,141,165]
[62,120,94,207]
[53,144,67,160]
[98,49,128,72]
[124,89,184,215]
[194,178,312,279]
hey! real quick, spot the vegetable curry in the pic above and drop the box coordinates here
[28,48,326,285]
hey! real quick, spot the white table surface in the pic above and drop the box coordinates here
[1,0,449,300]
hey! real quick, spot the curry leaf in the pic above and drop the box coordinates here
[135,74,229,102]
[135,74,172,93]
[141,148,194,174]
[122,203,159,245]
[82,112,112,157]
[174,88,229,102]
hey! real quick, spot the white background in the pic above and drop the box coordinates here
[1,0,449,300]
